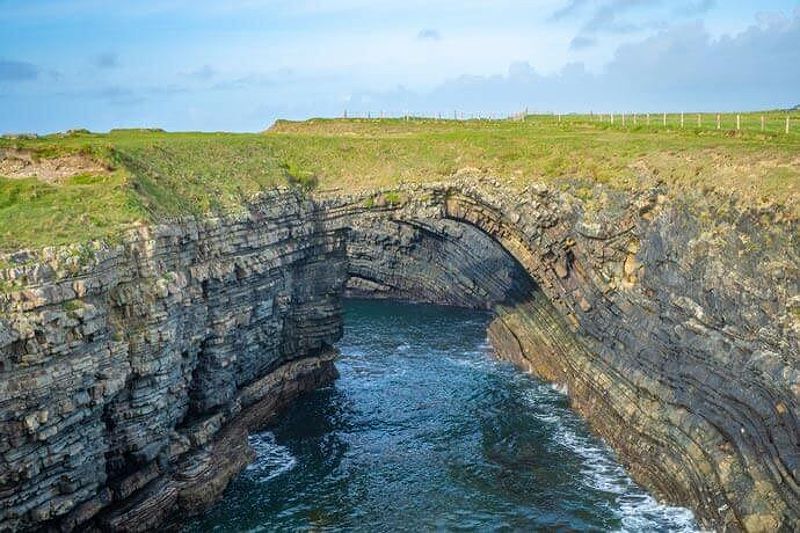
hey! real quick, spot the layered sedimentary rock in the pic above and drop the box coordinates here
[319,181,799,532]
[1,179,798,532]
[0,191,346,531]
[344,216,534,308]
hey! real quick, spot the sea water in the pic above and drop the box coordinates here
[187,299,697,532]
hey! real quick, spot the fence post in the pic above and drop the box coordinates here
[787,115,791,134]
[622,113,626,127]
[558,113,562,123]
[761,115,765,132]
[663,113,666,126]
[646,113,650,126]
[697,114,701,127]
[611,112,615,125]
[633,113,637,126]
[717,113,721,130]
[736,114,741,131]
[680,112,684,128]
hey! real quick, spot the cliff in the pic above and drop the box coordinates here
[1,180,798,531]
[0,191,345,531]
[324,180,799,531]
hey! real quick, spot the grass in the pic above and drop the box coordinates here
[0,172,144,250]
[0,112,798,252]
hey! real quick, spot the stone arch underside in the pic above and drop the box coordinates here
[345,216,536,308]
[323,184,799,532]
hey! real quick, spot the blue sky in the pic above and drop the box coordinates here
[1,0,798,132]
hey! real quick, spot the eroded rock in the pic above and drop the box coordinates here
[0,181,797,532]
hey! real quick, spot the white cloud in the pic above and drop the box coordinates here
[93,52,119,69]
[0,60,39,82]
[344,12,800,114]
[184,64,217,80]
[417,29,442,41]
[1,0,796,132]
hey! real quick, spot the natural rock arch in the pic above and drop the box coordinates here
[1,183,796,532]
[321,181,799,532]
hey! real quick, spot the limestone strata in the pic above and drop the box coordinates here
[319,181,799,532]
[0,190,347,531]
[344,216,534,308]
[100,352,337,533]
[1,180,798,532]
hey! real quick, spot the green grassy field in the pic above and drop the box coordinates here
[1,111,798,251]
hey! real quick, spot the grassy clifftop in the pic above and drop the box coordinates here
[1,113,798,251]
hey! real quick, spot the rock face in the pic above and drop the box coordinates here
[1,181,798,532]
[0,191,346,531]
[320,182,799,532]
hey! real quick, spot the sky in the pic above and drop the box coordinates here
[0,0,798,133]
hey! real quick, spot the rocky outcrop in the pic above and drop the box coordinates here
[0,190,346,531]
[318,181,799,532]
[343,215,534,308]
[1,180,797,532]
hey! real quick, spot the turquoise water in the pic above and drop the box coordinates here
[188,300,697,532]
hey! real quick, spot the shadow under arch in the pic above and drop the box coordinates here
[318,183,799,532]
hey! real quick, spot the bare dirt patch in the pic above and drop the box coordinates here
[0,149,110,183]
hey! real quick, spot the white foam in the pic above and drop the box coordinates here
[246,432,297,483]
[616,493,698,533]
[523,388,699,531]
[556,421,698,531]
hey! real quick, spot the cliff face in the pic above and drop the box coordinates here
[0,191,346,531]
[320,181,799,532]
[1,181,798,532]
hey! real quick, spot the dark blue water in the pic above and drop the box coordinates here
[188,300,696,532]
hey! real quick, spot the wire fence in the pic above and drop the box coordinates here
[556,111,795,135]
[339,109,799,135]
